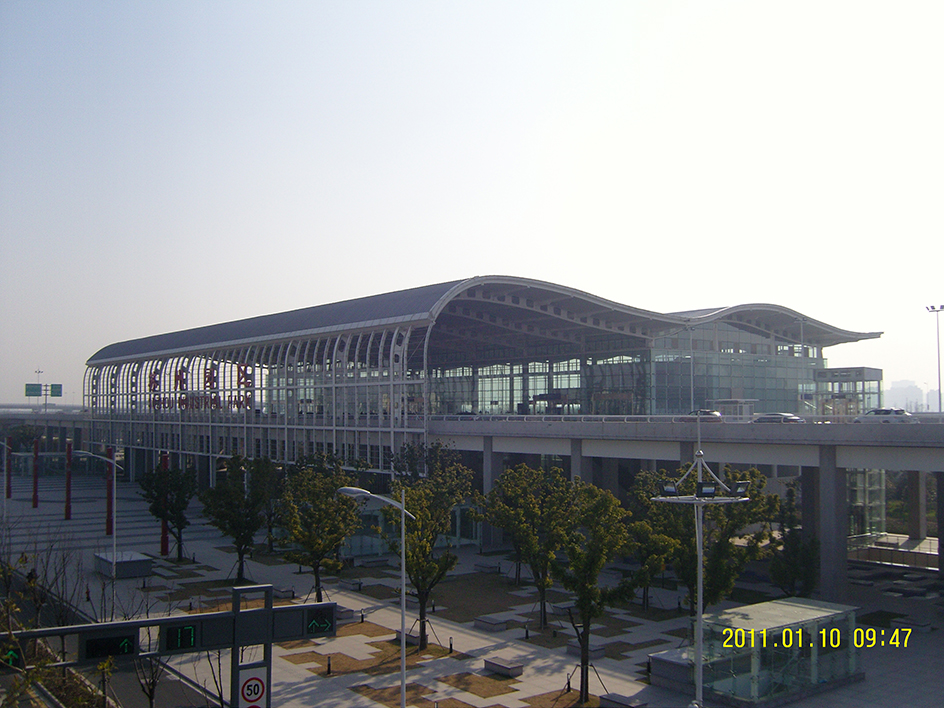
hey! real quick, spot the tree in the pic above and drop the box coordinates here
[199,456,266,583]
[382,445,473,650]
[253,458,285,554]
[481,464,573,628]
[280,457,362,602]
[770,481,819,597]
[551,480,632,705]
[138,463,197,562]
[392,440,456,481]
[625,520,677,611]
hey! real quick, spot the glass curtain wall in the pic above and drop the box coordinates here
[650,322,825,416]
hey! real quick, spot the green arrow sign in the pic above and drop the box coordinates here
[84,634,137,660]
[305,607,335,637]
[308,616,330,633]
[2,648,20,667]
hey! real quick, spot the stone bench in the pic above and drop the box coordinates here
[395,629,421,646]
[273,587,295,599]
[567,638,606,660]
[550,600,576,616]
[357,557,390,568]
[891,616,932,633]
[339,578,363,591]
[474,614,508,632]
[336,607,355,622]
[484,655,523,678]
[94,552,152,579]
[600,694,647,707]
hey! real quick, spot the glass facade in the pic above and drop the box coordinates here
[848,468,886,538]
[427,321,830,417]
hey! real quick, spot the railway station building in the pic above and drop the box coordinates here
[81,275,882,478]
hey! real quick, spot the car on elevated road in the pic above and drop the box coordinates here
[752,412,806,424]
[853,407,917,424]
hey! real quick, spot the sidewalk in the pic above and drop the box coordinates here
[3,474,943,707]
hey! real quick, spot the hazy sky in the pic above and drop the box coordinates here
[2,1,943,407]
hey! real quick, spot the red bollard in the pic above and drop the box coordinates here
[32,439,39,508]
[4,436,11,500]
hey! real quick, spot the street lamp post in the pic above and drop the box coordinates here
[652,451,749,707]
[926,306,944,413]
[75,450,124,620]
[338,486,415,708]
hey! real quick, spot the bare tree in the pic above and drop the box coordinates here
[0,520,25,598]
[201,649,227,708]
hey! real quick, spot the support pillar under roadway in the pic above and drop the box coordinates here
[816,446,848,601]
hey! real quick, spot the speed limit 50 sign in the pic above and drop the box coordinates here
[238,668,267,708]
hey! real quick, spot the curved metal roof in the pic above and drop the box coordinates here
[86,279,465,365]
[87,276,881,365]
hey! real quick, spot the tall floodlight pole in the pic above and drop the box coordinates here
[338,486,415,708]
[652,451,750,707]
[927,306,944,413]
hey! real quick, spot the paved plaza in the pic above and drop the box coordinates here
[0,474,942,707]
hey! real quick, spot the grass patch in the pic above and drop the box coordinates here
[293,639,472,676]
[434,575,570,624]
[358,583,398,602]
[616,603,684,622]
[729,586,774,605]
[337,620,397,638]
[435,671,519,698]
[522,690,602,707]
[522,627,572,650]
[160,578,235,603]
[351,682,479,708]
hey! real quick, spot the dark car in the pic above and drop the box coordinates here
[752,412,805,424]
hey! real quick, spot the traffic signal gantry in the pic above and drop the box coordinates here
[3,585,336,708]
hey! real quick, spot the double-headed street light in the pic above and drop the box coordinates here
[652,451,749,708]
[75,449,123,620]
[338,486,415,708]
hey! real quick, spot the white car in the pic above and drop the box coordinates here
[853,408,916,424]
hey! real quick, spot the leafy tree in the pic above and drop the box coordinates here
[281,457,362,602]
[382,445,473,649]
[252,458,285,554]
[138,463,197,562]
[625,520,678,610]
[392,440,456,481]
[0,425,40,453]
[770,482,819,597]
[551,480,632,705]
[481,464,573,628]
[199,456,265,583]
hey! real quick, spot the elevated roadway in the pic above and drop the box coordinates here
[431,414,944,601]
